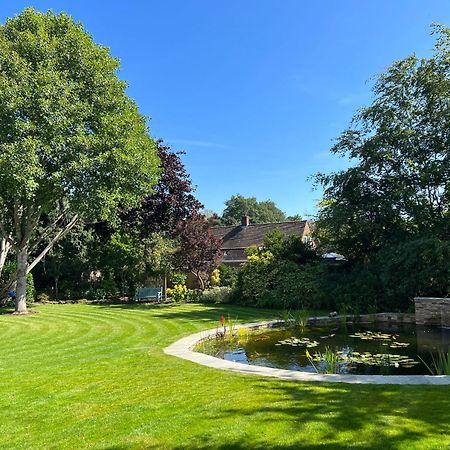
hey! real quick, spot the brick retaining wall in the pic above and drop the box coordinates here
[415,297,450,326]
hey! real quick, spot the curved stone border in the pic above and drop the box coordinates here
[164,318,450,385]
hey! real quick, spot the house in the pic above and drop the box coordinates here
[212,215,314,266]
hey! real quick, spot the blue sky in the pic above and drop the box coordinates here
[1,1,449,218]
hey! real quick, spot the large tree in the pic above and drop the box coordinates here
[0,9,159,312]
[125,140,202,237]
[175,213,222,290]
[221,194,286,225]
[315,25,450,261]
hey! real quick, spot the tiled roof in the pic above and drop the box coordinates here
[212,221,309,259]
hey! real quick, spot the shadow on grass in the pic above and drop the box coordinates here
[0,306,40,315]
[89,301,280,323]
[169,381,450,449]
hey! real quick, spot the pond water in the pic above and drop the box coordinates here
[197,322,450,375]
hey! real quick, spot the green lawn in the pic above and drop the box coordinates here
[0,303,449,449]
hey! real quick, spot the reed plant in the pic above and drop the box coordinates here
[292,309,309,329]
[306,347,345,374]
[419,349,450,375]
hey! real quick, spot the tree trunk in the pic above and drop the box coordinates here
[194,271,205,290]
[0,237,11,279]
[0,214,79,299]
[15,247,28,314]
[54,276,59,301]
[164,271,167,302]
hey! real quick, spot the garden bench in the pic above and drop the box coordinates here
[134,287,163,303]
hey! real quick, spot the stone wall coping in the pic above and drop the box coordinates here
[164,316,450,385]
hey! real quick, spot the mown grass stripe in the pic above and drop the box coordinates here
[0,303,448,450]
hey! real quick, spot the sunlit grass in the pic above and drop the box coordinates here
[0,303,448,449]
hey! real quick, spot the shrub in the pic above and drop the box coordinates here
[171,272,187,285]
[218,264,238,287]
[166,284,188,302]
[185,288,202,303]
[97,275,119,297]
[200,286,234,304]
[210,268,221,287]
[37,292,51,303]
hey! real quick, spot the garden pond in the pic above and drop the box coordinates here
[196,322,450,375]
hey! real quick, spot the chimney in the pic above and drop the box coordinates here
[241,215,250,227]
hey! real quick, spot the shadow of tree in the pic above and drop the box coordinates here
[176,380,450,449]
[90,302,280,323]
[83,302,450,449]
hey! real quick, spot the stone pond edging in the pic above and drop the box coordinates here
[415,297,450,327]
[164,315,450,385]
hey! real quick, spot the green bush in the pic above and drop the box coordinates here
[234,235,323,310]
[186,288,202,303]
[171,272,187,285]
[200,286,234,304]
[37,291,51,303]
[166,284,188,302]
[314,236,450,313]
[96,275,119,298]
[166,285,200,303]
[218,264,238,287]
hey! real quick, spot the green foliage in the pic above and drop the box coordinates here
[236,234,319,309]
[166,284,187,302]
[221,194,286,225]
[34,226,179,300]
[200,286,234,304]
[291,309,309,329]
[0,8,160,311]
[0,8,160,222]
[235,231,450,313]
[306,348,348,374]
[95,274,119,299]
[419,350,450,375]
[315,25,450,261]
[264,230,318,264]
[218,264,238,287]
[96,232,140,296]
[37,291,51,303]
[170,272,187,285]
[185,288,202,303]
[316,237,450,313]
[166,284,188,302]
[286,214,303,221]
[279,309,309,329]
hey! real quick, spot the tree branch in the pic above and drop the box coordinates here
[27,214,79,274]
[0,214,79,298]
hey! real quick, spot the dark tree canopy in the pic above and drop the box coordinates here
[315,25,450,261]
[221,194,286,225]
[126,140,202,238]
[174,213,222,289]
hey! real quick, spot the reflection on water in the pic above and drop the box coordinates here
[201,323,450,375]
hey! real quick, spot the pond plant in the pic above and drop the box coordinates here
[306,347,347,374]
[292,309,309,329]
[276,336,319,348]
[279,309,309,329]
[419,349,450,375]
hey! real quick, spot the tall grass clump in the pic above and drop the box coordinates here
[306,347,346,374]
[419,349,450,375]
